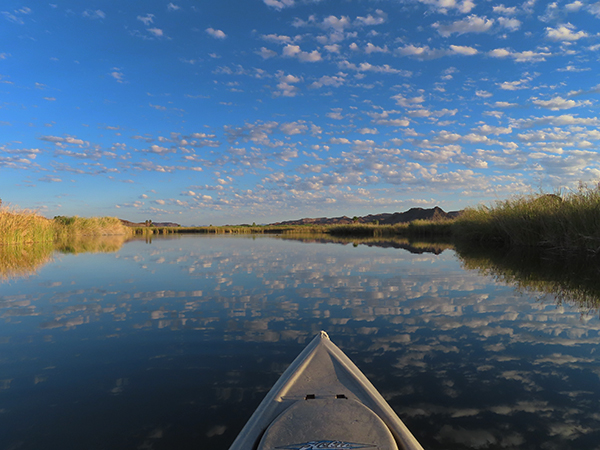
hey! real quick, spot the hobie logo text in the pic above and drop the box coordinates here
[277,440,375,450]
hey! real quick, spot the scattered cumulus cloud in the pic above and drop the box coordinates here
[206,28,227,39]
[263,0,295,10]
[433,15,494,37]
[530,96,593,110]
[282,44,322,62]
[137,14,154,26]
[110,68,125,83]
[545,23,589,41]
[82,10,105,20]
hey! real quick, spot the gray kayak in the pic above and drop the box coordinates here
[229,331,424,450]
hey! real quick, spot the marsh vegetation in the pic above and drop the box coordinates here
[4,184,600,256]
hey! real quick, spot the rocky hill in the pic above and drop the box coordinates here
[271,206,461,226]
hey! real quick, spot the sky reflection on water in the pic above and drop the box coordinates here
[1,235,600,450]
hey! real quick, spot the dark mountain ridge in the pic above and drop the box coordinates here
[272,206,462,226]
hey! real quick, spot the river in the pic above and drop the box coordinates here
[1,235,600,449]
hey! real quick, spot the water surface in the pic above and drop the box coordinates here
[1,235,600,450]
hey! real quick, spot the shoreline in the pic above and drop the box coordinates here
[3,186,600,256]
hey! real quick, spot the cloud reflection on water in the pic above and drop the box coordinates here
[1,235,600,449]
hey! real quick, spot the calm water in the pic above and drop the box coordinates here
[1,235,600,450]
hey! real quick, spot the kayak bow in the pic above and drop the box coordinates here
[229,331,424,450]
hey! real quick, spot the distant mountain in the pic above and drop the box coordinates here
[120,219,181,227]
[271,206,462,226]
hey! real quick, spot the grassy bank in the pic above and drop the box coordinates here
[327,219,453,238]
[129,224,330,235]
[0,207,54,245]
[453,186,600,254]
[1,208,131,245]
[53,215,130,237]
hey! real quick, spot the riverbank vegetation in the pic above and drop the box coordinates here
[53,215,129,237]
[0,207,55,245]
[4,184,600,256]
[453,185,600,255]
[1,207,131,246]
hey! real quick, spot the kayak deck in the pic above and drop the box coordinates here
[229,331,424,450]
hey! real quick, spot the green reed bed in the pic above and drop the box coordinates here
[453,186,600,254]
[0,207,54,245]
[130,224,329,235]
[53,215,131,237]
[328,220,453,238]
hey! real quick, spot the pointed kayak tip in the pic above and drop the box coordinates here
[319,330,330,340]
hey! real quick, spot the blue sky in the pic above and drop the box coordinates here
[1,0,600,225]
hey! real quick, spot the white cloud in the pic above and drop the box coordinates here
[565,1,583,11]
[263,0,295,10]
[376,118,410,127]
[110,68,124,83]
[589,2,600,17]
[262,34,293,44]
[392,94,425,108]
[137,14,154,26]
[321,15,352,31]
[82,10,105,19]
[449,45,478,56]
[355,10,387,26]
[257,47,277,59]
[498,17,521,31]
[531,96,592,110]
[148,28,164,38]
[396,44,445,60]
[167,3,181,11]
[275,72,301,97]
[311,75,346,89]
[323,44,341,53]
[514,114,600,128]
[418,0,476,14]
[339,60,411,76]
[545,23,588,41]
[365,43,389,54]
[493,5,517,15]
[472,124,512,135]
[476,90,493,98]
[488,48,550,62]
[326,109,344,120]
[433,15,494,37]
[357,127,378,135]
[280,121,309,135]
[489,48,511,58]
[282,44,322,62]
[498,79,529,90]
[206,28,227,39]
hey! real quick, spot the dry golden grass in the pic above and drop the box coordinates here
[0,206,54,245]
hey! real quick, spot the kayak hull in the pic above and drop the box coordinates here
[228,331,424,450]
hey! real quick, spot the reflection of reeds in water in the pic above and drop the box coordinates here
[0,235,129,281]
[54,234,130,254]
[280,233,454,255]
[0,241,54,281]
[456,244,600,313]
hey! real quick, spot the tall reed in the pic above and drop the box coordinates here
[53,216,131,237]
[452,185,600,254]
[0,207,54,245]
